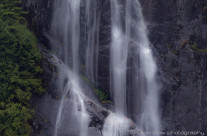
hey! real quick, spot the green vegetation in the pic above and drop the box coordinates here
[0,0,45,135]
[174,40,207,54]
[94,88,112,104]
[81,74,112,104]
[190,43,207,53]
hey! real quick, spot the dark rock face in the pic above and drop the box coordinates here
[23,0,112,94]
[22,0,112,135]
[30,46,59,136]
[96,0,111,94]
[23,0,207,135]
[79,0,112,94]
[30,46,109,136]
[140,0,207,134]
[22,0,53,46]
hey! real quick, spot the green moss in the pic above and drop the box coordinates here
[81,74,91,85]
[190,43,207,53]
[0,0,45,135]
[81,74,112,104]
[190,44,197,50]
[102,100,113,104]
[94,88,111,103]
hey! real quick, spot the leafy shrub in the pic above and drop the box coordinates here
[0,0,45,135]
[94,88,111,103]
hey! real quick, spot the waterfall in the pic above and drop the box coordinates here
[52,58,89,136]
[47,0,161,135]
[48,0,90,136]
[102,113,131,136]
[85,0,99,85]
[104,0,161,136]
[136,6,161,136]
[110,0,128,115]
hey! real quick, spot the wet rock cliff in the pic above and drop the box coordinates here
[22,0,207,135]
[140,0,207,134]
[22,0,111,135]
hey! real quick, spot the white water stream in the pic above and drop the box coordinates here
[48,0,161,136]
[85,0,99,85]
[103,0,161,136]
[49,0,90,136]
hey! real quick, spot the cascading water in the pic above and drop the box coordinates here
[136,3,161,135]
[110,0,128,115]
[102,1,131,135]
[103,0,161,136]
[48,0,90,136]
[47,0,161,135]
[85,0,99,85]
[52,58,89,136]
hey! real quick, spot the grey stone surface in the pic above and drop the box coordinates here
[23,0,207,135]
[140,0,207,134]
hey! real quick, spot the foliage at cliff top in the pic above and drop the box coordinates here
[0,0,45,135]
